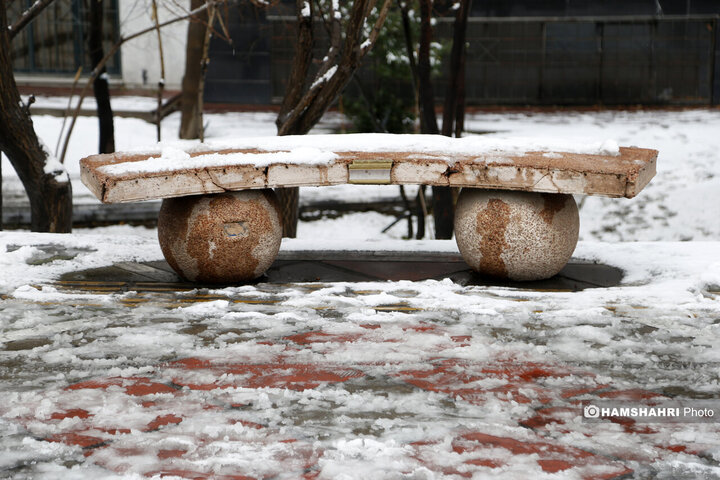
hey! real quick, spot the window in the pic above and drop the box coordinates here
[9,0,120,74]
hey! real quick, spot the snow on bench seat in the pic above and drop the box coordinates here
[79,133,657,203]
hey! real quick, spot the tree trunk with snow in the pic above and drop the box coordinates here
[416,0,472,240]
[433,0,472,239]
[0,1,72,232]
[179,0,209,140]
[275,0,392,237]
[417,0,439,136]
[89,0,115,154]
[417,0,452,239]
[398,1,426,239]
[441,0,471,138]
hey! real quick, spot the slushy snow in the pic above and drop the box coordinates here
[1,104,720,479]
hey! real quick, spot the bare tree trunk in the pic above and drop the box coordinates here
[398,0,418,92]
[417,0,438,136]
[0,152,3,230]
[0,2,72,232]
[179,0,209,140]
[398,0,426,239]
[432,0,471,239]
[416,0,471,239]
[276,0,314,136]
[196,5,216,142]
[417,0,451,239]
[88,0,115,154]
[441,0,471,138]
[455,54,466,138]
[275,0,392,238]
[275,187,300,237]
[431,186,454,238]
[274,0,314,238]
[152,0,166,142]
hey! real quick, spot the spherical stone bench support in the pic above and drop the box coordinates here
[158,189,282,283]
[454,189,580,281]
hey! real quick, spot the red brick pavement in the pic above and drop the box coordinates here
[5,324,713,478]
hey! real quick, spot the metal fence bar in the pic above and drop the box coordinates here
[272,13,720,106]
[10,0,121,75]
[457,15,720,105]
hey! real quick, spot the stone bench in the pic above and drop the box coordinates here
[80,133,657,283]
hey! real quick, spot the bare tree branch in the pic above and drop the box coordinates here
[417,0,438,134]
[196,4,217,142]
[214,3,231,41]
[54,66,82,156]
[441,0,471,138]
[398,0,418,91]
[152,0,166,142]
[9,0,55,39]
[280,0,369,134]
[59,0,229,164]
[313,0,342,82]
[361,0,392,56]
[275,0,392,237]
[277,0,392,136]
[276,0,314,131]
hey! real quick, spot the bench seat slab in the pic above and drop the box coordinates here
[80,145,657,203]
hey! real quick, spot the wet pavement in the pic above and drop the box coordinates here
[1,246,719,479]
[58,250,624,291]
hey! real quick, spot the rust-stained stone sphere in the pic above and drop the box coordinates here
[158,190,282,283]
[454,189,579,281]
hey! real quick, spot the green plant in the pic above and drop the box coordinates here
[342,4,446,134]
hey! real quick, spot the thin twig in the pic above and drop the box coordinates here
[152,0,166,141]
[197,4,217,142]
[313,0,342,81]
[55,66,82,157]
[59,0,227,163]
[22,94,35,115]
[361,0,392,56]
[351,75,384,132]
[398,0,420,132]
[214,5,230,41]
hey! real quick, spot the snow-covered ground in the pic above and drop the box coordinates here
[4,101,720,241]
[1,103,720,479]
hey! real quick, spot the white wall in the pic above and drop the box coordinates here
[117,0,189,90]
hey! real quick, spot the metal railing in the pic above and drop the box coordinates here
[9,0,121,75]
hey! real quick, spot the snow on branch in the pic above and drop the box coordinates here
[8,0,55,39]
[312,0,342,89]
[360,0,391,55]
[276,0,392,135]
[310,64,337,89]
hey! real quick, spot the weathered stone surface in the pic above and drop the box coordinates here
[80,146,657,203]
[157,190,282,283]
[454,189,579,281]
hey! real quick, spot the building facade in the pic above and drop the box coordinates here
[8,0,720,105]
